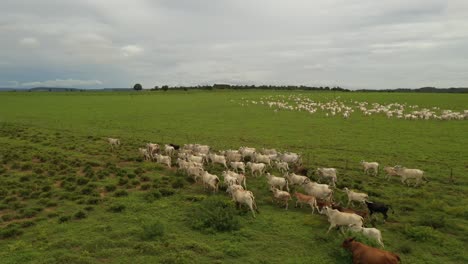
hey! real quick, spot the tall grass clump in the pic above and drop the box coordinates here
[188,196,240,232]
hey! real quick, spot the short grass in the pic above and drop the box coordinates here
[0,90,466,264]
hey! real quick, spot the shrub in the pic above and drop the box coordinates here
[140,183,151,190]
[74,211,87,219]
[20,221,35,228]
[86,198,100,205]
[80,186,94,195]
[19,175,30,182]
[105,184,117,192]
[41,185,52,192]
[134,168,144,175]
[403,225,437,241]
[171,178,185,189]
[114,190,128,197]
[118,178,128,186]
[140,175,150,182]
[141,221,165,240]
[189,196,240,232]
[20,163,32,171]
[58,215,71,223]
[131,179,140,186]
[144,190,162,202]
[128,173,137,179]
[47,212,59,218]
[0,227,23,239]
[77,178,89,185]
[1,214,15,222]
[417,214,446,229]
[46,201,58,207]
[398,244,412,254]
[159,188,175,197]
[84,206,94,211]
[108,204,126,213]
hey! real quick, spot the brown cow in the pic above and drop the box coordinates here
[316,199,333,214]
[293,192,319,214]
[342,237,400,264]
[332,203,368,219]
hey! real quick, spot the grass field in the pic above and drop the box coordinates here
[0,90,467,264]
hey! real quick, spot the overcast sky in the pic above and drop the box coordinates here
[1,0,467,89]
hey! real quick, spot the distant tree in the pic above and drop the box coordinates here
[133,83,143,91]
[161,85,169,92]
[183,88,188,91]
[154,86,159,90]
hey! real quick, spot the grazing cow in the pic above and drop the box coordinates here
[246,162,266,177]
[316,168,337,187]
[348,224,385,248]
[154,154,171,168]
[332,204,368,219]
[169,143,180,150]
[323,207,363,234]
[343,187,368,207]
[383,166,399,181]
[342,237,400,264]
[293,192,319,214]
[201,171,219,193]
[284,172,310,186]
[361,161,379,176]
[275,161,289,173]
[266,173,289,192]
[107,138,120,150]
[146,143,160,157]
[230,161,246,174]
[231,189,259,218]
[138,148,151,161]
[270,186,291,210]
[303,182,333,202]
[208,153,228,168]
[394,165,428,186]
[164,144,175,156]
[365,201,393,221]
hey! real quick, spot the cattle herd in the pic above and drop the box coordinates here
[106,137,428,263]
[239,95,468,121]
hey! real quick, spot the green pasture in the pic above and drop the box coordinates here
[0,90,466,263]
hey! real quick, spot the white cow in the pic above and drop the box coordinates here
[361,161,379,176]
[303,182,333,202]
[107,138,120,150]
[231,189,259,218]
[146,143,160,158]
[270,186,291,210]
[223,170,247,189]
[343,187,368,207]
[224,150,242,162]
[394,166,428,186]
[261,148,277,155]
[187,154,204,164]
[266,173,289,192]
[138,148,151,161]
[226,184,244,198]
[187,165,203,182]
[194,144,210,155]
[208,153,228,168]
[230,161,246,174]
[239,147,256,160]
[280,152,301,165]
[316,168,338,187]
[324,207,363,234]
[383,166,399,181]
[275,161,289,173]
[222,171,239,187]
[246,162,266,177]
[155,154,171,168]
[254,153,271,166]
[284,172,310,186]
[348,224,384,248]
[201,170,219,193]
[164,144,175,156]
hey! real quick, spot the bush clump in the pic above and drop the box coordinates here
[140,221,165,240]
[0,227,23,239]
[159,188,175,197]
[140,183,151,190]
[403,225,437,241]
[189,196,240,232]
[105,184,117,192]
[74,211,87,219]
[143,190,162,202]
[171,178,185,189]
[114,190,128,197]
[417,214,446,229]
[108,204,126,213]
[58,215,71,223]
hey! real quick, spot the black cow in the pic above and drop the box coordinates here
[365,201,394,221]
[169,143,180,150]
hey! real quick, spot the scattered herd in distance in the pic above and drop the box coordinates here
[238,95,468,121]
